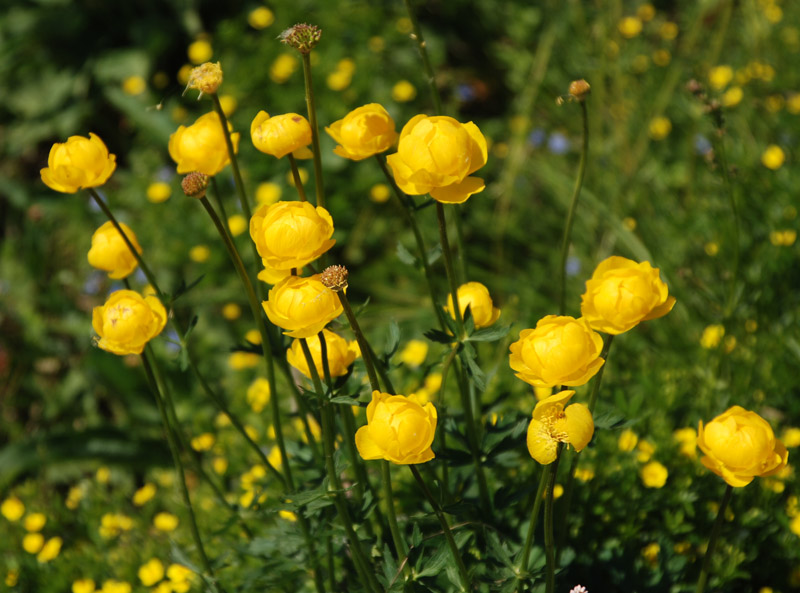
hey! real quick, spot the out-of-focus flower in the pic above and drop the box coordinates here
[22,533,44,554]
[72,579,96,593]
[190,433,215,452]
[700,324,725,349]
[218,94,237,116]
[251,112,313,159]
[24,513,46,532]
[762,145,785,170]
[697,406,789,487]
[169,112,239,176]
[509,316,605,388]
[391,80,417,102]
[189,245,211,262]
[640,461,668,488]
[87,221,142,279]
[326,104,398,160]
[648,116,672,140]
[153,512,179,532]
[227,214,247,237]
[188,40,212,64]
[138,558,165,587]
[618,429,639,452]
[398,339,428,368]
[147,182,172,203]
[36,536,62,563]
[248,7,274,29]
[270,54,299,83]
[1,497,25,522]
[581,256,675,335]
[40,134,117,194]
[256,182,282,205]
[637,439,655,463]
[709,65,733,90]
[782,428,800,448]
[263,275,343,338]
[673,427,698,458]
[228,351,259,370]
[246,378,271,413]
[286,329,358,379]
[445,281,501,329]
[122,76,146,95]
[92,290,167,355]
[370,183,391,203]
[101,579,132,593]
[133,483,156,506]
[618,16,643,38]
[185,62,222,97]
[526,391,594,464]
[222,303,241,320]
[642,542,660,565]
[356,391,437,464]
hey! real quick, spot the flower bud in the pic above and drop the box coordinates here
[568,79,591,100]
[445,281,500,329]
[185,62,223,97]
[181,172,210,198]
[251,112,313,159]
[92,290,167,355]
[40,133,117,194]
[325,103,398,161]
[279,23,322,54]
[263,275,342,338]
[87,221,142,279]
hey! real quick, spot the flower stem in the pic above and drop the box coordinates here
[543,449,562,593]
[381,460,409,566]
[336,291,382,392]
[409,464,470,592]
[287,154,309,202]
[301,53,325,210]
[695,484,733,593]
[437,344,460,503]
[436,202,464,338]
[713,131,740,318]
[515,467,548,589]
[558,100,589,316]
[587,334,614,413]
[402,0,443,114]
[211,93,252,219]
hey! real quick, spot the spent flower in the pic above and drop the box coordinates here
[526,390,594,464]
[185,62,222,98]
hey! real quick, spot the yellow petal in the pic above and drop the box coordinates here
[564,403,594,452]
[429,176,485,204]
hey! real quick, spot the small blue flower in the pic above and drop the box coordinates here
[694,134,712,155]
[547,132,570,155]
[566,256,581,277]
[528,128,546,148]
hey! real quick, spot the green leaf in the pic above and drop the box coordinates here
[415,542,451,578]
[466,324,512,342]
[171,275,205,304]
[411,523,422,548]
[330,395,362,406]
[396,241,417,266]
[424,328,453,344]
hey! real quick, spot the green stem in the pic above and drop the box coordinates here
[454,358,491,510]
[376,156,448,331]
[381,461,409,564]
[301,53,325,209]
[713,131,740,318]
[211,93,252,220]
[437,344,460,503]
[336,290,381,392]
[141,347,221,593]
[436,202,464,338]
[209,176,230,226]
[288,153,309,202]
[558,100,589,316]
[587,335,614,413]
[543,450,562,593]
[409,464,470,592]
[515,468,548,590]
[695,484,733,593]
[402,0,443,114]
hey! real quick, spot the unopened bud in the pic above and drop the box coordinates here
[185,62,223,98]
[568,79,591,101]
[181,172,210,198]
[279,23,322,54]
[321,265,348,292]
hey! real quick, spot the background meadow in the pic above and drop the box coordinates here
[2,0,800,592]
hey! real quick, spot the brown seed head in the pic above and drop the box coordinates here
[279,23,322,54]
[185,62,223,98]
[181,172,210,198]
[568,79,591,101]
[321,265,348,292]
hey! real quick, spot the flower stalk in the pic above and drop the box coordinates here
[301,52,325,209]
[695,484,734,593]
[543,446,562,593]
[211,93,252,219]
[288,153,309,202]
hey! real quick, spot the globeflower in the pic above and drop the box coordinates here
[87,221,142,279]
[250,111,312,159]
[640,461,669,488]
[286,329,358,379]
[92,290,167,355]
[580,256,675,335]
[325,103,398,160]
[355,390,437,464]
[697,406,788,487]
[262,275,343,338]
[527,391,594,464]
[168,112,239,176]
[40,133,117,193]
[509,316,605,388]
[249,201,335,270]
[387,114,488,204]
[444,281,501,329]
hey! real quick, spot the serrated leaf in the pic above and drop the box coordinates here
[330,395,362,406]
[460,349,487,391]
[396,241,417,266]
[466,324,512,342]
[414,542,451,578]
[462,305,475,335]
[171,274,205,304]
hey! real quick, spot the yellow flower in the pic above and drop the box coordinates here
[5,570,18,587]
[185,62,222,96]
[262,275,343,338]
[40,133,117,194]
[92,290,167,355]
[398,339,428,368]
[189,245,210,262]
[37,536,62,563]
[641,542,660,565]
[761,145,785,170]
[256,182,282,205]
[218,94,237,116]
[618,16,643,38]
[391,80,417,102]
[87,221,142,279]
[640,461,668,488]
[708,65,733,90]
[279,510,298,522]
[222,302,241,320]
[72,579,96,593]
[187,39,212,64]
[648,116,671,140]
[356,391,437,464]
[212,457,228,475]
[509,316,605,388]
[270,54,299,83]
[697,406,789,487]
[327,70,352,91]
[122,75,146,95]
[526,391,594,465]
[445,281,501,329]
[101,579,132,593]
[700,324,725,349]
[580,256,675,335]
[1,496,25,521]
[791,514,800,538]
[24,512,46,532]
[246,377,271,413]
[146,181,171,203]
[228,351,259,370]
[618,429,639,452]
[249,201,335,270]
[248,7,274,29]
[782,427,800,448]
[167,564,194,586]
[168,112,240,176]
[153,512,179,532]
[387,115,488,204]
[370,183,391,203]
[23,532,44,554]
[138,558,165,587]
[227,214,247,237]
[132,483,156,506]
[65,486,83,510]
[286,329,358,379]
[96,466,110,483]
[637,439,655,462]
[250,112,313,159]
[190,433,215,451]
[721,86,743,107]
[325,103,398,161]
[575,467,595,482]
[659,22,678,40]
[673,427,698,458]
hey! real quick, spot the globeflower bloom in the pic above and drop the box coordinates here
[92,290,167,355]
[250,111,312,159]
[40,133,117,193]
[168,112,239,176]
[697,406,788,487]
[509,316,605,388]
[249,201,335,270]
[263,275,343,338]
[445,281,501,329]
[325,103,398,160]
[87,221,142,279]
[527,391,594,464]
[286,329,358,379]
[387,114,488,204]
[580,256,675,335]
[355,391,437,464]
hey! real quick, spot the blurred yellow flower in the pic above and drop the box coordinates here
[256,182,282,205]
[368,36,385,52]
[24,512,46,532]
[153,512,179,532]
[138,558,165,587]
[652,49,671,66]
[1,497,25,522]
[575,467,595,482]
[23,533,44,554]
[99,513,133,539]
[146,181,172,203]
[122,75,146,96]
[287,329,358,379]
[424,372,442,393]
[101,579,132,593]
[227,214,247,237]
[370,183,391,203]
[552,484,564,499]
[218,94,237,116]
[72,579,96,593]
[673,427,697,458]
[133,483,156,506]
[327,70,352,91]
[287,167,309,186]
[527,391,594,465]
[188,39,213,64]
[762,145,785,170]
[642,542,660,564]
[392,80,417,102]
[640,461,668,488]
[37,536,62,563]
[638,4,655,21]
[40,133,117,194]
[169,112,239,176]
[782,427,800,448]
[66,486,83,510]
[189,245,211,262]
[770,230,797,246]
[88,221,142,279]
[700,324,725,349]
[445,281,501,329]
[648,116,672,140]
[167,564,194,588]
[791,514,800,537]
[398,339,428,368]
[618,16,643,38]
[270,54,299,83]
[191,433,215,451]
[247,377,271,413]
[659,22,678,40]
[228,351,259,370]
[212,457,228,475]
[279,510,298,522]
[326,104,398,161]
[637,439,655,462]
[618,429,638,452]
[248,7,274,29]
[721,86,743,107]
[708,65,733,90]
[222,303,241,320]
[6,570,18,587]
[96,466,110,483]
[705,242,720,256]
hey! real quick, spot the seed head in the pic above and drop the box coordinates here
[321,265,348,292]
[279,23,322,54]
[181,172,210,199]
[185,62,223,98]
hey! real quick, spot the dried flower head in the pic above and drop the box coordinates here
[185,62,223,98]
[568,79,591,100]
[321,265,348,292]
[279,23,322,54]
[181,172,210,198]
